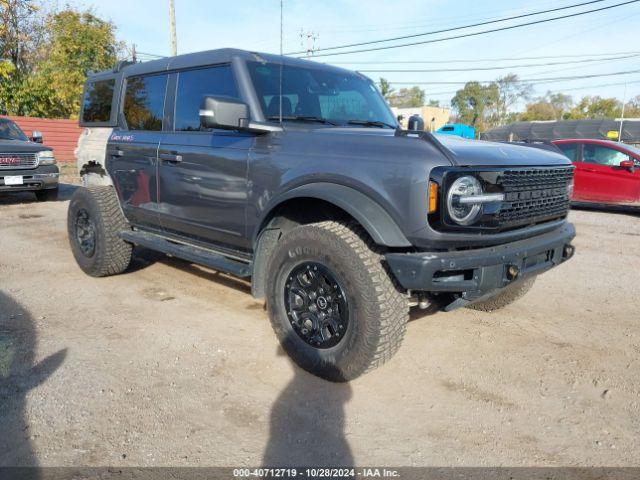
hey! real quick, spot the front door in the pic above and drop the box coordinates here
[578,143,640,204]
[157,65,253,249]
[107,72,169,228]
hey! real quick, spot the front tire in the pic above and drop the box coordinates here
[67,186,132,277]
[466,277,536,312]
[266,221,409,382]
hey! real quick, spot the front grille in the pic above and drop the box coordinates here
[0,153,38,170]
[496,167,573,229]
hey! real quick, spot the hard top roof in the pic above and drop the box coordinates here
[87,48,354,80]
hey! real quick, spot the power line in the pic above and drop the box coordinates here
[297,0,640,58]
[289,0,607,55]
[331,51,640,65]
[356,54,640,73]
[412,80,640,97]
[385,68,640,85]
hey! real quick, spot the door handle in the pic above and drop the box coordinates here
[160,153,183,163]
[109,149,124,158]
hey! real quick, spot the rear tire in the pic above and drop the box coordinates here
[266,221,409,382]
[467,277,536,312]
[67,186,132,277]
[35,188,58,202]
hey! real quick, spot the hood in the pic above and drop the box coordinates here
[0,139,51,154]
[295,127,570,168]
[433,133,570,167]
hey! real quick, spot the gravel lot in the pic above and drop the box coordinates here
[0,184,639,467]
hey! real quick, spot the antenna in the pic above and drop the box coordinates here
[169,0,177,56]
[279,0,284,124]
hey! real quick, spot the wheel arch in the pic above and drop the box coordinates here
[250,183,411,299]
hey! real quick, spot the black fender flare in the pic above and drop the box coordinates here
[257,183,411,247]
[250,183,411,299]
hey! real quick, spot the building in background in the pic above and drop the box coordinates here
[391,106,451,132]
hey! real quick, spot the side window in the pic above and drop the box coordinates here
[557,143,578,162]
[82,79,115,123]
[124,74,168,131]
[174,65,239,131]
[582,145,630,166]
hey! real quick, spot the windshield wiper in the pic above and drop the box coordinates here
[347,119,396,129]
[268,115,338,126]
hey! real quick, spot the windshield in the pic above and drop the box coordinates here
[0,119,28,141]
[624,143,640,157]
[247,61,397,127]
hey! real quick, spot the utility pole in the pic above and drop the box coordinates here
[169,0,177,56]
[618,82,627,143]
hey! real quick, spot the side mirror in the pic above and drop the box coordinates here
[619,159,636,171]
[31,131,43,143]
[199,95,283,133]
[199,95,249,130]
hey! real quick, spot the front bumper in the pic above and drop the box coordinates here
[386,223,576,307]
[0,165,59,192]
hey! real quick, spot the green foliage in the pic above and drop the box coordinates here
[378,77,394,100]
[0,4,122,118]
[451,81,499,131]
[521,91,573,121]
[388,86,426,108]
[566,95,622,119]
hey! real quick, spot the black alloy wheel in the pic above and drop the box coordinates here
[284,261,349,349]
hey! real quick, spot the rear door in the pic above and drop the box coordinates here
[157,64,254,249]
[555,142,584,200]
[107,73,169,228]
[578,143,640,204]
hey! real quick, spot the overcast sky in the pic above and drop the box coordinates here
[62,0,640,108]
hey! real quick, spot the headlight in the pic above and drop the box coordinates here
[446,175,484,225]
[36,150,56,165]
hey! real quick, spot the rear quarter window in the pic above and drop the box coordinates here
[82,79,116,123]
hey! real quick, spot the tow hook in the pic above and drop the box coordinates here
[563,244,575,259]
[506,264,520,281]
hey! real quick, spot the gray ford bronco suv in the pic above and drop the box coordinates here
[69,49,575,381]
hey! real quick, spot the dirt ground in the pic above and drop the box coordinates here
[0,183,639,468]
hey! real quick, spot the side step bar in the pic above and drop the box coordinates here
[120,230,252,278]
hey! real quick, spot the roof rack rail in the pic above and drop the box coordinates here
[113,60,136,73]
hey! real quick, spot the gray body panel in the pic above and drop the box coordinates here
[88,48,572,255]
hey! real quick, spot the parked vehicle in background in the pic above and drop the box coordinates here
[437,123,476,139]
[69,49,576,382]
[0,117,59,201]
[553,138,640,209]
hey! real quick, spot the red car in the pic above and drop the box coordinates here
[552,138,640,209]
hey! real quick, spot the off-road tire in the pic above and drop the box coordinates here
[35,187,58,202]
[266,221,409,382]
[67,186,132,277]
[467,277,536,312]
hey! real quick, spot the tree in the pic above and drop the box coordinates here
[520,91,573,121]
[378,77,394,100]
[494,74,532,124]
[427,99,440,107]
[36,9,122,118]
[567,95,622,119]
[451,81,498,131]
[0,0,44,73]
[623,95,640,117]
[0,6,123,118]
[388,86,425,108]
